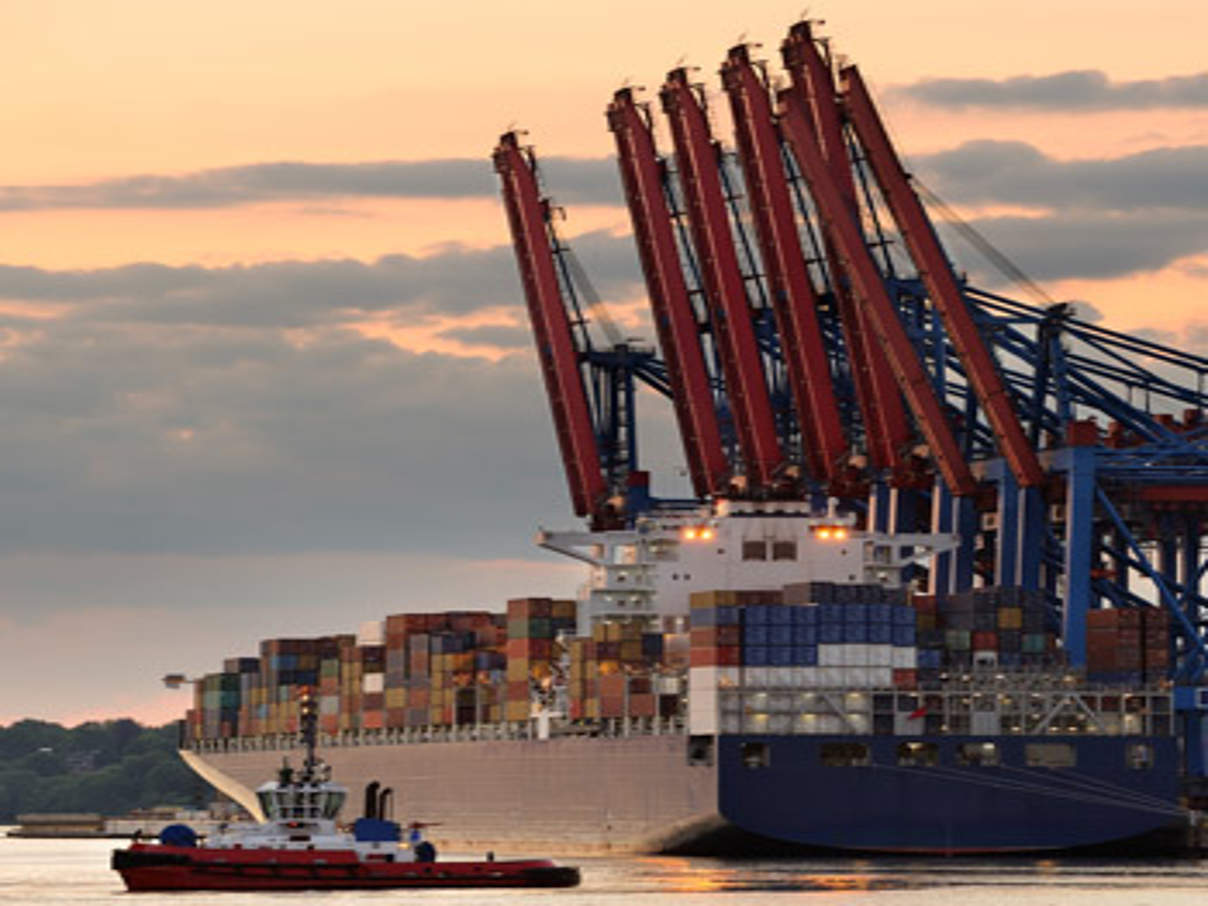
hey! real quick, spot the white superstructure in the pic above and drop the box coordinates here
[537,499,959,632]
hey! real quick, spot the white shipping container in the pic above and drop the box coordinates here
[794,667,820,688]
[357,620,384,646]
[720,713,742,734]
[689,704,718,735]
[768,667,794,687]
[819,645,843,667]
[718,667,742,688]
[362,673,384,694]
[870,667,894,687]
[870,644,894,667]
[657,676,683,695]
[892,647,918,669]
[689,666,721,691]
[818,666,845,687]
[844,667,874,688]
[719,691,743,713]
[744,667,770,688]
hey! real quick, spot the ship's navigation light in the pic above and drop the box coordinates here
[813,526,848,541]
[701,527,716,541]
[682,526,714,542]
[682,527,699,541]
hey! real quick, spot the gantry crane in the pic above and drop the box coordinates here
[493,23,1208,728]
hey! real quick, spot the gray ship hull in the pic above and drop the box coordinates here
[191,734,719,855]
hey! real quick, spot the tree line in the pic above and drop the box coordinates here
[0,719,213,822]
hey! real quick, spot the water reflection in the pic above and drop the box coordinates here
[629,855,1208,895]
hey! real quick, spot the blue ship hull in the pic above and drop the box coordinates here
[715,735,1185,853]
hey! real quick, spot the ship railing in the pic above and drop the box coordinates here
[186,714,689,753]
[715,685,1175,737]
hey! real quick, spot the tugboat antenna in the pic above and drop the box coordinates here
[299,688,319,783]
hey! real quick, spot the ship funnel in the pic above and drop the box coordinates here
[364,781,380,820]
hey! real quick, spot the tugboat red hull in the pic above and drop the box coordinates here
[111,844,581,891]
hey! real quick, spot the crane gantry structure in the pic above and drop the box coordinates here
[493,21,1208,727]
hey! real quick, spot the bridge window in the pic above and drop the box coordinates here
[742,541,767,561]
[1126,743,1154,770]
[1025,743,1076,768]
[956,742,999,767]
[741,741,770,769]
[771,541,797,561]
[896,741,938,767]
[820,742,870,767]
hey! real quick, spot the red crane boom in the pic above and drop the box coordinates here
[781,22,911,476]
[606,90,730,498]
[660,68,786,493]
[493,133,609,518]
[720,44,848,486]
[777,90,978,497]
[840,65,1045,489]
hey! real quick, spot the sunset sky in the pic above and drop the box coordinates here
[2,0,1206,725]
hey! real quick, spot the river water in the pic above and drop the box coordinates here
[2,833,1206,905]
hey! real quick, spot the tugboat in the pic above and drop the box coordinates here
[111,692,580,891]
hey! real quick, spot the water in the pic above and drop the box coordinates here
[2,833,1206,905]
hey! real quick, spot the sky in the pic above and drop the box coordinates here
[1,0,1206,726]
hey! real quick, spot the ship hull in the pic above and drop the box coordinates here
[190,731,1187,856]
[716,734,1184,853]
[111,845,578,891]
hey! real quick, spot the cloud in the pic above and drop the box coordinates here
[0,232,656,567]
[943,210,1208,282]
[436,323,532,349]
[894,70,1208,111]
[0,229,644,329]
[911,140,1208,212]
[0,157,623,211]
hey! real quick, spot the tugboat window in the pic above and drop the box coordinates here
[741,742,770,769]
[1025,743,1076,768]
[956,742,999,767]
[1126,743,1154,770]
[820,742,870,767]
[896,741,938,767]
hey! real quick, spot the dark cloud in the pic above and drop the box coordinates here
[0,233,659,564]
[0,157,622,211]
[912,140,1208,212]
[943,210,1208,282]
[895,70,1208,111]
[0,229,644,328]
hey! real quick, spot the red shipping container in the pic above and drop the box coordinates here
[629,694,656,717]
[599,674,625,697]
[690,627,718,648]
[972,631,998,651]
[506,680,529,701]
[690,647,719,667]
[717,646,741,666]
[716,625,741,646]
[892,669,918,689]
[361,710,383,730]
[599,695,625,718]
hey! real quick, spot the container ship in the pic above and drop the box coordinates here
[184,501,1190,854]
[185,20,1208,855]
